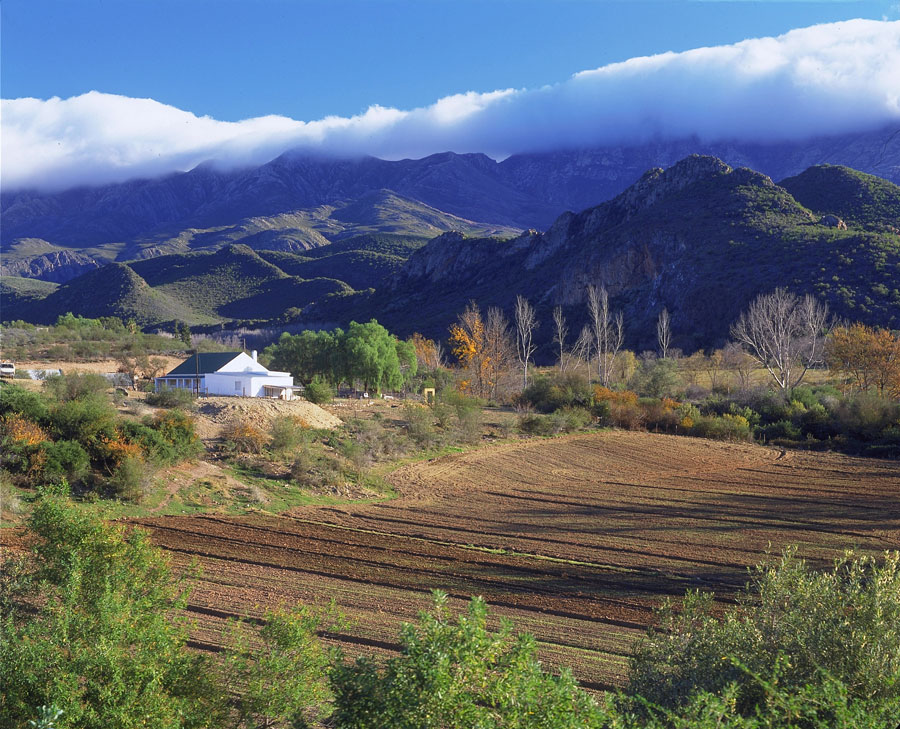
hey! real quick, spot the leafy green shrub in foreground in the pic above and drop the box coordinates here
[0,496,224,729]
[330,591,603,729]
[628,548,900,715]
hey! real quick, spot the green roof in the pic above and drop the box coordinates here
[164,352,243,376]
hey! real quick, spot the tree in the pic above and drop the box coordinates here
[586,285,624,387]
[449,303,514,400]
[409,333,443,372]
[827,324,900,398]
[657,308,672,359]
[730,288,830,396]
[722,341,756,390]
[483,307,515,401]
[344,320,416,394]
[514,295,539,390]
[552,306,569,371]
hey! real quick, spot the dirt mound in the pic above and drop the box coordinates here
[196,396,342,431]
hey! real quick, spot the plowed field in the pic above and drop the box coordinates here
[137,431,900,688]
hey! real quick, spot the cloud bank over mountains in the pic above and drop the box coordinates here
[3,19,899,192]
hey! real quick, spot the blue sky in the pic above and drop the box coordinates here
[2,1,899,191]
[3,0,898,121]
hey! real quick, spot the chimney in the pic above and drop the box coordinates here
[251,350,258,362]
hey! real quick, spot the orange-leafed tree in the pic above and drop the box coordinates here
[410,333,443,372]
[449,302,514,400]
[827,324,900,398]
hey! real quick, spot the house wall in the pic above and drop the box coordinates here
[203,373,294,398]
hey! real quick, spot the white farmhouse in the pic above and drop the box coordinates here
[154,351,296,399]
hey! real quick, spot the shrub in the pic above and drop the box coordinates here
[832,394,900,441]
[628,549,900,715]
[517,413,553,436]
[629,358,682,399]
[119,420,178,464]
[691,413,751,441]
[223,421,267,454]
[269,416,308,458]
[0,496,225,728]
[330,592,603,729]
[520,372,591,414]
[402,403,438,447]
[304,376,333,404]
[145,387,195,409]
[41,440,90,486]
[0,383,50,422]
[759,418,803,441]
[43,372,109,402]
[641,397,682,433]
[48,395,117,454]
[108,455,149,502]
[151,409,202,461]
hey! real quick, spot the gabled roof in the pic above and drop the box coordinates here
[164,352,242,376]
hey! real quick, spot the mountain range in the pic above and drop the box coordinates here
[2,153,898,355]
[2,125,898,278]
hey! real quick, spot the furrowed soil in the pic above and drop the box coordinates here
[128,431,900,689]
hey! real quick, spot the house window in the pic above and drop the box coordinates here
[235,380,242,393]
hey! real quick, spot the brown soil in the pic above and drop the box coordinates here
[196,396,342,431]
[119,431,900,689]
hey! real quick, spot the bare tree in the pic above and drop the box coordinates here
[552,305,569,371]
[484,306,515,401]
[722,342,755,390]
[572,325,593,379]
[657,307,672,359]
[730,288,831,396]
[586,284,625,387]
[514,295,539,389]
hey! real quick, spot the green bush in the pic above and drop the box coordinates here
[48,395,117,454]
[41,440,90,486]
[0,496,225,728]
[0,382,50,423]
[145,387,195,409]
[520,372,591,414]
[517,413,554,436]
[305,375,334,404]
[119,420,178,464]
[629,359,681,399]
[108,455,149,502]
[402,403,438,447]
[628,549,900,715]
[691,413,751,441]
[43,373,109,402]
[330,592,604,729]
[269,416,309,459]
[759,418,803,441]
[150,409,202,461]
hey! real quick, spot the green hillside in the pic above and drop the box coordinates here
[780,165,900,230]
[302,233,430,259]
[10,264,204,326]
[258,249,404,289]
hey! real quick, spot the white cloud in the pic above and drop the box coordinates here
[2,19,899,192]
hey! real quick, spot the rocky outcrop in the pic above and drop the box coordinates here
[0,250,102,283]
[820,214,848,229]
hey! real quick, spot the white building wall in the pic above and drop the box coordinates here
[203,372,294,398]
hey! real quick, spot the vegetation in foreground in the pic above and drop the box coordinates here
[2,496,899,728]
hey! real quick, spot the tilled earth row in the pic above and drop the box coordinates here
[132,431,900,687]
